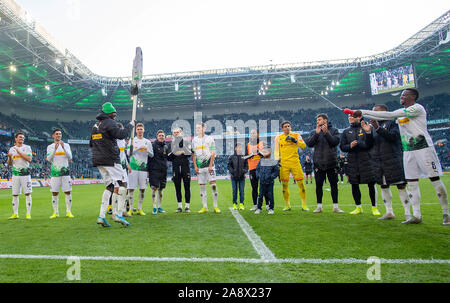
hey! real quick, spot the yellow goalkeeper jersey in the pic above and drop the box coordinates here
[274,132,306,166]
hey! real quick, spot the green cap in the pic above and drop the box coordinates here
[102,102,116,114]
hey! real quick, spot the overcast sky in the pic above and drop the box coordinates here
[14,0,449,77]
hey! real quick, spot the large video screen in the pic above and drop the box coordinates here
[369,64,416,95]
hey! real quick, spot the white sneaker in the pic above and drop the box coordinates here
[265,205,270,211]
[333,207,344,213]
[378,213,395,220]
[255,209,261,214]
[268,209,274,215]
[250,205,257,211]
[313,206,323,213]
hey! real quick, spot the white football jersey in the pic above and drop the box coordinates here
[127,137,153,171]
[192,135,215,169]
[8,144,32,176]
[46,143,72,177]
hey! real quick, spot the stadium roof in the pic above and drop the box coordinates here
[0,0,449,112]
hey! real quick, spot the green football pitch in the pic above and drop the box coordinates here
[0,175,449,283]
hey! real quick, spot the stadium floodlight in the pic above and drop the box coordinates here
[9,64,17,72]
[44,84,50,91]
[55,58,62,65]
[332,80,335,86]
[290,74,296,83]
[175,82,179,91]
[336,81,340,85]
[27,87,33,93]
[101,87,107,96]
[10,89,15,95]
[267,80,271,85]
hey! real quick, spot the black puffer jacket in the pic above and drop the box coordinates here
[371,120,405,185]
[90,113,133,167]
[228,152,248,180]
[305,122,340,171]
[148,140,168,173]
[340,122,376,184]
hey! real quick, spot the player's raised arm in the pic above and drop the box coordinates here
[296,133,306,149]
[16,146,32,163]
[64,143,73,161]
[46,144,55,162]
[360,107,420,120]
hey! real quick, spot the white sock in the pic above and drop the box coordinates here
[317,203,323,208]
[128,191,134,211]
[157,189,163,208]
[152,189,157,209]
[332,203,338,209]
[185,202,190,209]
[178,202,182,209]
[100,189,112,218]
[398,187,411,217]
[200,184,207,209]
[65,194,72,214]
[52,195,59,214]
[381,187,393,215]
[112,193,119,216]
[118,187,127,214]
[408,181,421,218]
[25,195,32,215]
[211,183,218,208]
[374,186,378,207]
[138,191,145,210]
[12,196,19,214]
[431,180,449,216]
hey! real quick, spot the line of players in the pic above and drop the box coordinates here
[6,88,449,226]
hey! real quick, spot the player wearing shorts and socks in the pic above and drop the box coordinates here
[90,102,133,227]
[46,129,74,219]
[7,132,33,220]
[358,88,449,225]
[116,123,132,217]
[192,123,220,214]
[126,123,153,216]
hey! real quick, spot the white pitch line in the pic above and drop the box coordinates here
[229,208,276,261]
[0,254,449,264]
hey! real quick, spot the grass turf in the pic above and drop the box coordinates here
[0,175,449,282]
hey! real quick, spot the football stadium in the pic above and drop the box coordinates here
[0,0,449,286]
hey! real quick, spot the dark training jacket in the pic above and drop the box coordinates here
[371,120,406,185]
[228,152,249,180]
[340,122,376,184]
[305,122,340,171]
[90,113,132,167]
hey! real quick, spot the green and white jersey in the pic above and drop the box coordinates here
[117,139,128,169]
[127,137,153,171]
[46,143,72,177]
[362,103,433,152]
[8,144,32,176]
[192,135,215,169]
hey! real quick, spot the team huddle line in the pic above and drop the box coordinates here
[6,88,449,226]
